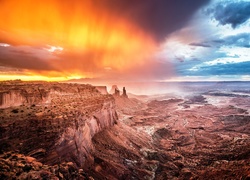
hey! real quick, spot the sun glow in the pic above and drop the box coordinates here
[0,0,156,81]
[0,74,68,82]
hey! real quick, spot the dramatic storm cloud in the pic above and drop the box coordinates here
[99,0,211,40]
[159,0,250,81]
[0,0,249,82]
[207,1,250,28]
[0,0,210,81]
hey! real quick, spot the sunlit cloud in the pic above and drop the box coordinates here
[0,74,68,82]
[0,43,10,47]
[3,0,248,82]
[219,46,250,58]
[46,45,63,53]
[0,0,210,81]
[0,0,157,81]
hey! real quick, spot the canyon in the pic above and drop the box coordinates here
[0,80,117,179]
[0,80,250,179]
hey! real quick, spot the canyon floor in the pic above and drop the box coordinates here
[88,91,250,179]
[1,81,250,179]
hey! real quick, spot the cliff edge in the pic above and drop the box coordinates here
[0,81,118,168]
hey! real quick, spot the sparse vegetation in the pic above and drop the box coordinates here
[11,109,19,113]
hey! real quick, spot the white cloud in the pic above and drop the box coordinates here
[158,32,211,63]
[219,46,250,57]
[206,57,249,66]
[189,54,250,72]
[241,75,250,80]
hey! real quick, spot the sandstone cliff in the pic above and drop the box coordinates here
[95,86,108,95]
[109,85,119,95]
[0,82,52,108]
[122,87,128,98]
[0,82,118,168]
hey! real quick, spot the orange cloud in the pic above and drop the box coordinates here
[0,0,157,80]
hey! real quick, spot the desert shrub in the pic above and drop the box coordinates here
[11,109,19,113]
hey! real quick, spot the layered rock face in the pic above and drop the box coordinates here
[95,86,108,95]
[0,81,118,169]
[121,87,128,98]
[0,90,26,108]
[109,85,128,98]
[0,82,51,109]
[109,85,119,95]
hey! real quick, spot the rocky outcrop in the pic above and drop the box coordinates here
[114,88,120,96]
[0,81,118,168]
[48,97,117,167]
[95,86,108,95]
[0,82,53,109]
[122,87,128,98]
[109,85,128,98]
[0,90,25,108]
[0,89,51,109]
[0,151,98,179]
[109,85,119,95]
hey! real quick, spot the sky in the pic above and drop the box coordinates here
[0,0,249,82]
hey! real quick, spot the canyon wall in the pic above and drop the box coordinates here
[95,86,108,95]
[0,90,25,108]
[0,82,118,168]
[0,82,51,108]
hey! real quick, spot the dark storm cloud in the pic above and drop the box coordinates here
[190,33,250,49]
[211,39,225,44]
[0,0,212,80]
[0,47,54,71]
[223,33,250,48]
[210,33,250,48]
[207,1,250,28]
[176,56,185,63]
[99,0,211,41]
[189,42,211,48]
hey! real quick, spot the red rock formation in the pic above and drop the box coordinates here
[0,81,118,168]
[122,87,128,98]
[109,85,119,95]
[0,90,25,108]
[0,83,51,108]
[95,86,108,95]
[0,152,92,179]
[114,88,120,96]
[87,94,250,179]
[2,81,250,179]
